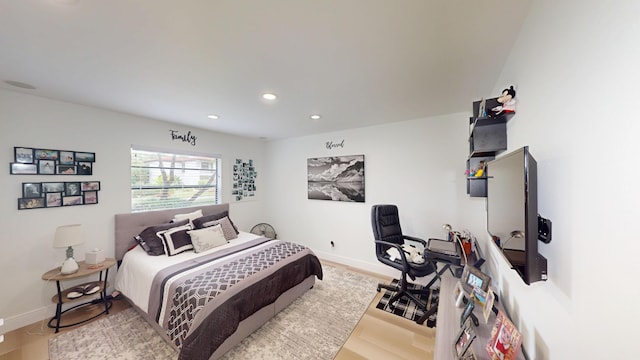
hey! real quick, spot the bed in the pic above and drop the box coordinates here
[113,204,323,360]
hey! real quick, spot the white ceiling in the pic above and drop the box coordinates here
[0,0,532,140]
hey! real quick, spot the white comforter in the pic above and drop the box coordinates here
[114,231,262,313]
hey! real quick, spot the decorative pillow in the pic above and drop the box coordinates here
[194,216,238,240]
[172,209,204,226]
[188,225,228,253]
[160,224,194,256]
[192,211,239,234]
[134,219,189,256]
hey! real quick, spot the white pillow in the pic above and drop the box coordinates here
[173,209,203,226]
[188,225,228,253]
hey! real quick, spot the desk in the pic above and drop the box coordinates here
[434,274,525,360]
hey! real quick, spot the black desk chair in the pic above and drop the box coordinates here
[371,204,440,321]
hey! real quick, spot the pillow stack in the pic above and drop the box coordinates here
[134,209,242,256]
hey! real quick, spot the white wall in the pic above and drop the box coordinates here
[476,1,639,359]
[263,113,485,278]
[0,89,266,331]
[263,1,640,359]
[3,2,637,357]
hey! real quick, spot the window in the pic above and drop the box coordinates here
[130,146,221,212]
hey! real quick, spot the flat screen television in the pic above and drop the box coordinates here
[486,146,547,284]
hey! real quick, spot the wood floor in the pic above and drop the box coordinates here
[0,261,435,360]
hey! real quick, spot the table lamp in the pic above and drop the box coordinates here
[54,224,85,274]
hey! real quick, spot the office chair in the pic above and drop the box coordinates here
[371,204,440,323]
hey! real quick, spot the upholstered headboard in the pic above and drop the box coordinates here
[114,203,230,261]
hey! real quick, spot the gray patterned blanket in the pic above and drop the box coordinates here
[147,237,323,360]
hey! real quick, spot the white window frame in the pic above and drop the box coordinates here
[130,145,221,212]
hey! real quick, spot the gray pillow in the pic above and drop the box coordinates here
[195,216,238,240]
[192,211,239,234]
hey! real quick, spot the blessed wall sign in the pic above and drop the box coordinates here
[325,140,344,150]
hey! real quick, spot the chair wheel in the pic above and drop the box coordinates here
[376,286,381,292]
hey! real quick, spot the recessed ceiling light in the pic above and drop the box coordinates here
[262,93,277,101]
[4,80,36,90]
[310,114,321,120]
[207,114,219,120]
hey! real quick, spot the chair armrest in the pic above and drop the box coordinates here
[375,240,411,273]
[403,235,427,246]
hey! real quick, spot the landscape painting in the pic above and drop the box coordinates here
[307,155,365,202]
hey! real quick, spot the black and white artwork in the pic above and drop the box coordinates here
[307,155,365,202]
[232,158,257,201]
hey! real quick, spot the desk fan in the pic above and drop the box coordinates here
[250,223,277,239]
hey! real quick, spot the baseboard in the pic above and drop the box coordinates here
[3,304,56,333]
[313,250,440,287]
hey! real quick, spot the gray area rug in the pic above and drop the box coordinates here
[49,264,379,360]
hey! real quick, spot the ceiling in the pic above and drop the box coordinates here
[0,0,532,140]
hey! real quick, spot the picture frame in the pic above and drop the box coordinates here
[10,163,38,175]
[486,311,523,360]
[14,147,34,163]
[38,159,56,174]
[460,295,475,327]
[472,287,488,306]
[77,161,92,175]
[482,288,496,324]
[454,280,466,308]
[34,149,58,161]
[65,182,81,196]
[460,349,478,360]
[45,193,62,207]
[59,150,75,165]
[81,181,100,191]
[453,318,476,360]
[83,191,98,204]
[18,197,45,210]
[11,147,96,176]
[461,265,491,294]
[74,152,95,162]
[56,164,77,175]
[62,195,83,206]
[307,154,365,202]
[43,182,65,193]
[22,183,42,198]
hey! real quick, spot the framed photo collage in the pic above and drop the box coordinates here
[11,147,100,210]
[11,147,95,175]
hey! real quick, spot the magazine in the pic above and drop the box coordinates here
[486,311,523,360]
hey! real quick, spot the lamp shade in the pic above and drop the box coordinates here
[53,224,85,248]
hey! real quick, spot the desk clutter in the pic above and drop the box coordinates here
[453,265,523,360]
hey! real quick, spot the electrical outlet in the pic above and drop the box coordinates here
[0,334,4,343]
[0,318,4,327]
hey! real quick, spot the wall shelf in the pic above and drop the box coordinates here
[466,97,513,197]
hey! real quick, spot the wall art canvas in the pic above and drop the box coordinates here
[307,155,365,202]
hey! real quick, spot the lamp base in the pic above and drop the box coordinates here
[60,257,79,274]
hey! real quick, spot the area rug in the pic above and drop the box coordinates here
[49,264,379,360]
[375,279,439,328]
